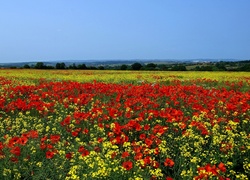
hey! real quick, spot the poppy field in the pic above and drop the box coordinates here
[0,69,250,179]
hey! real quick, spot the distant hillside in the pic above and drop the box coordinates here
[0,58,241,68]
[1,59,250,71]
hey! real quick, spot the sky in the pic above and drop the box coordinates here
[0,0,250,63]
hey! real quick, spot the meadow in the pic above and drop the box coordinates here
[0,69,249,179]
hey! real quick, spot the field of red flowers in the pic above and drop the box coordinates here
[0,71,250,179]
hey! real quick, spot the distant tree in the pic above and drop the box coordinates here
[171,65,187,71]
[157,64,169,71]
[127,65,133,70]
[215,62,227,71]
[104,65,112,70]
[89,66,97,70]
[46,65,55,69]
[77,64,87,69]
[193,66,201,71]
[98,66,105,70]
[131,62,142,70]
[55,63,60,69]
[200,66,213,71]
[113,66,121,70]
[34,62,45,69]
[145,63,157,70]
[69,63,77,69]
[23,64,30,69]
[72,63,77,69]
[120,64,128,70]
[56,62,66,69]
[140,66,146,70]
[239,64,250,71]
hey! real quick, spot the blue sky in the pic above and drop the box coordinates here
[0,0,250,63]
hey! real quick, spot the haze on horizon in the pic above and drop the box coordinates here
[0,0,250,63]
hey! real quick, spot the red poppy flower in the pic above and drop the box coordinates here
[150,176,157,180]
[65,152,73,159]
[139,133,146,140]
[154,147,160,155]
[122,161,133,170]
[46,150,54,159]
[134,123,142,131]
[10,146,21,156]
[122,151,130,158]
[0,142,4,150]
[47,144,53,149]
[50,134,60,144]
[78,146,85,153]
[218,162,226,173]
[164,158,174,167]
[151,160,160,168]
[8,137,19,148]
[10,157,18,163]
[71,131,79,137]
[145,138,153,147]
[29,130,39,138]
[144,124,150,131]
[143,156,151,165]
[166,177,173,180]
[134,152,143,160]
[94,146,101,152]
[41,136,47,142]
[61,116,71,126]
[97,137,103,143]
[82,128,89,134]
[81,149,89,157]
[197,164,218,176]
[111,152,117,159]
[18,137,28,146]
[205,164,217,175]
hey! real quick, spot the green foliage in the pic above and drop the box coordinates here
[5,59,250,72]
[120,64,128,70]
[77,64,87,69]
[23,64,30,69]
[145,63,157,70]
[131,62,143,70]
[56,63,66,69]
[171,65,187,71]
[215,62,227,71]
[34,62,45,69]
[238,64,250,71]
[98,66,105,70]
[68,63,77,69]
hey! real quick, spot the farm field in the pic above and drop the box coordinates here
[0,69,250,179]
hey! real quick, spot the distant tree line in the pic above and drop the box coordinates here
[191,61,250,72]
[23,62,102,70]
[21,60,250,71]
